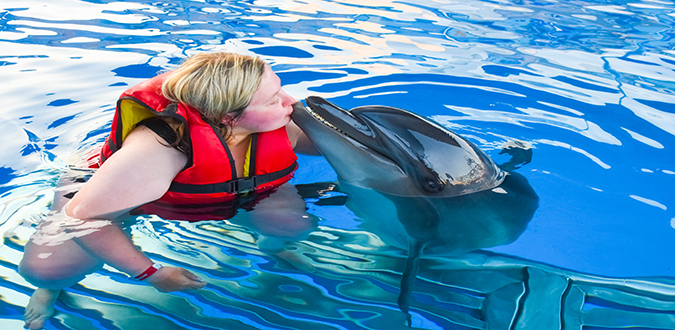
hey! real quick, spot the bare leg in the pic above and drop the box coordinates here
[19,219,104,329]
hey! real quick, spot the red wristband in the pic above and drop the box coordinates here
[135,263,162,280]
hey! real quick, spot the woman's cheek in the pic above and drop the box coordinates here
[238,109,287,132]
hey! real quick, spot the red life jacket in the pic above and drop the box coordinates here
[96,72,298,206]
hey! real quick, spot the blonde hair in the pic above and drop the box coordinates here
[162,52,267,137]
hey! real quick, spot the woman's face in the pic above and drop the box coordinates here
[231,66,295,134]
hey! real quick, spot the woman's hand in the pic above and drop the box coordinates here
[146,266,207,292]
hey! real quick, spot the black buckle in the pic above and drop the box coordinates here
[235,177,256,194]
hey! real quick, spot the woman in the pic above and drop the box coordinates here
[19,52,318,329]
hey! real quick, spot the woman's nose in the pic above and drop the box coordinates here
[280,90,295,107]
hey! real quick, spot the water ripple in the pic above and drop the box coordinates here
[2,0,675,329]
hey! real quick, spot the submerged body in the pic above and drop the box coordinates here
[291,97,539,322]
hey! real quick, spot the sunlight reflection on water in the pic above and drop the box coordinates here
[1,0,674,329]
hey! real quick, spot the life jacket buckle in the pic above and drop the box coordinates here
[235,177,256,194]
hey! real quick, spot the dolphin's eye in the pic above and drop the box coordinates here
[422,179,445,194]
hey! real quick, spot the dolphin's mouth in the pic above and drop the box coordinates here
[294,96,376,143]
[303,103,345,134]
[292,97,395,164]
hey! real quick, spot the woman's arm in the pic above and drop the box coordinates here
[66,125,187,219]
[63,126,205,290]
[286,120,320,155]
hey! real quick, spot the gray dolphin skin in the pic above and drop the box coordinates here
[292,96,507,198]
[291,97,539,325]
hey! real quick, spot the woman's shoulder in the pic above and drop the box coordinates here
[137,117,190,154]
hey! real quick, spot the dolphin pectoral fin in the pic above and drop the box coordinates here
[294,182,349,207]
[397,239,426,327]
[314,195,348,206]
[294,182,340,199]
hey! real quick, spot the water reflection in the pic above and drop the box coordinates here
[143,183,321,272]
[2,0,675,328]
[312,169,537,322]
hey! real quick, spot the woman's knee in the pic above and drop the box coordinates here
[19,255,100,289]
[19,242,102,289]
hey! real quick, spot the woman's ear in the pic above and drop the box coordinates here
[221,112,238,125]
[222,106,248,124]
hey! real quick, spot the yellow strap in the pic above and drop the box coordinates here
[243,138,253,177]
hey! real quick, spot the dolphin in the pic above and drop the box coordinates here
[291,96,539,325]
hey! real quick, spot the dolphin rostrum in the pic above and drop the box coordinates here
[291,96,539,325]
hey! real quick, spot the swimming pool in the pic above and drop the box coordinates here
[1,0,674,329]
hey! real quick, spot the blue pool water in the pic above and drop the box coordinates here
[1,0,674,329]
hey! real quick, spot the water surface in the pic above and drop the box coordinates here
[1,0,674,329]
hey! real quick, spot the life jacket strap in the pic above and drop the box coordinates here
[107,136,119,153]
[168,161,297,195]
